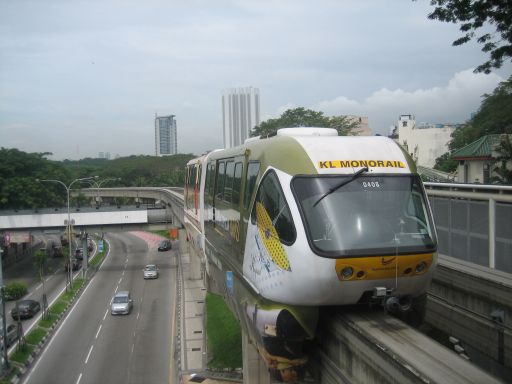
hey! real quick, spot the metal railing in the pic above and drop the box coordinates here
[424,182,512,272]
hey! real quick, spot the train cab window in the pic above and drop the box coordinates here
[232,162,243,206]
[224,161,235,202]
[252,170,296,245]
[215,161,226,200]
[244,162,260,209]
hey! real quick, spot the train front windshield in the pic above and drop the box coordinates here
[292,174,437,257]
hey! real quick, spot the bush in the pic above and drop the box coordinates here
[4,282,28,301]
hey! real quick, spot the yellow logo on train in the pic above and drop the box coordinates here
[256,202,291,271]
[318,159,405,169]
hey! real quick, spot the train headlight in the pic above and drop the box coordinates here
[341,267,353,279]
[415,261,427,274]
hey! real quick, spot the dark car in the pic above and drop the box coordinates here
[158,240,172,251]
[65,259,81,272]
[75,248,84,260]
[11,300,41,320]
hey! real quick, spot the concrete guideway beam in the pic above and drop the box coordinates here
[311,308,502,384]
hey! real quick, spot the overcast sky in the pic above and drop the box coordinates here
[1,0,510,160]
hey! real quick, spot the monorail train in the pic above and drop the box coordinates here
[184,127,438,381]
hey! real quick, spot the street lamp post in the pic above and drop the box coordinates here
[88,178,121,207]
[36,176,97,291]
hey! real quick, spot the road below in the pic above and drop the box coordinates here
[21,231,177,384]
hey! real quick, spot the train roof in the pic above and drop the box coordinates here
[196,128,416,176]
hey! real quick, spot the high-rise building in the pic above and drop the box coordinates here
[222,87,260,148]
[155,114,177,156]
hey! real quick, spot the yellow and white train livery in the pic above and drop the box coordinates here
[184,127,437,381]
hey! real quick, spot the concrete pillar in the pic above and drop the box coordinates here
[242,332,271,384]
[178,229,188,254]
[188,241,202,280]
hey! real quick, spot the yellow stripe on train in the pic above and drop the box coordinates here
[335,253,434,281]
[318,160,405,169]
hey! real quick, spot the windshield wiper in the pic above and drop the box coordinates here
[313,167,368,207]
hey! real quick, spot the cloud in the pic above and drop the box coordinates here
[307,69,503,135]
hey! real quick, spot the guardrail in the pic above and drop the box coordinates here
[424,182,512,272]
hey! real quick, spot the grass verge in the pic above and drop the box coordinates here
[89,239,108,268]
[205,293,242,369]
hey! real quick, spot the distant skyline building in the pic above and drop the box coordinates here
[155,114,177,156]
[98,151,111,160]
[222,87,260,148]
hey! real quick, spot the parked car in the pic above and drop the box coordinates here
[0,321,17,348]
[158,240,172,251]
[143,264,159,279]
[111,291,133,315]
[11,299,41,320]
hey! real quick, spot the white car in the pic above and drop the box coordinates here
[111,291,133,315]
[143,264,159,279]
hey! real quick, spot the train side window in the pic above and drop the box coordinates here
[186,165,197,210]
[205,162,215,205]
[232,162,243,206]
[244,161,260,209]
[252,170,296,245]
[215,161,226,201]
[224,161,235,202]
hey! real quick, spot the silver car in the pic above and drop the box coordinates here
[143,264,159,279]
[111,291,133,315]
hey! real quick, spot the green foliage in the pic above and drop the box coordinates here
[0,148,195,209]
[251,107,359,137]
[426,0,512,73]
[3,282,28,301]
[450,76,512,151]
[25,327,46,345]
[206,293,242,369]
[38,313,58,329]
[492,135,512,184]
[434,152,458,173]
[0,148,73,209]
[10,344,34,364]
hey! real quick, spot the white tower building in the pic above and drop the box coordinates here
[222,87,260,148]
[155,114,177,156]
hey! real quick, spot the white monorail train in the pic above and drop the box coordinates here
[184,128,437,381]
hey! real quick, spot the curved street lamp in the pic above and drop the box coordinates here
[36,176,97,291]
[87,178,121,207]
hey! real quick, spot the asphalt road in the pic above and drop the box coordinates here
[21,232,177,384]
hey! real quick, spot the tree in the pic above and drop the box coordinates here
[492,135,512,184]
[251,107,359,137]
[426,0,512,73]
[449,75,512,151]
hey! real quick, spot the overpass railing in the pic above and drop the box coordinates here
[424,182,512,273]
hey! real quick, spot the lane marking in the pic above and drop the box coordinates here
[35,284,42,291]
[118,277,122,285]
[85,345,94,364]
[76,373,82,384]
[95,325,102,339]
[104,309,109,320]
